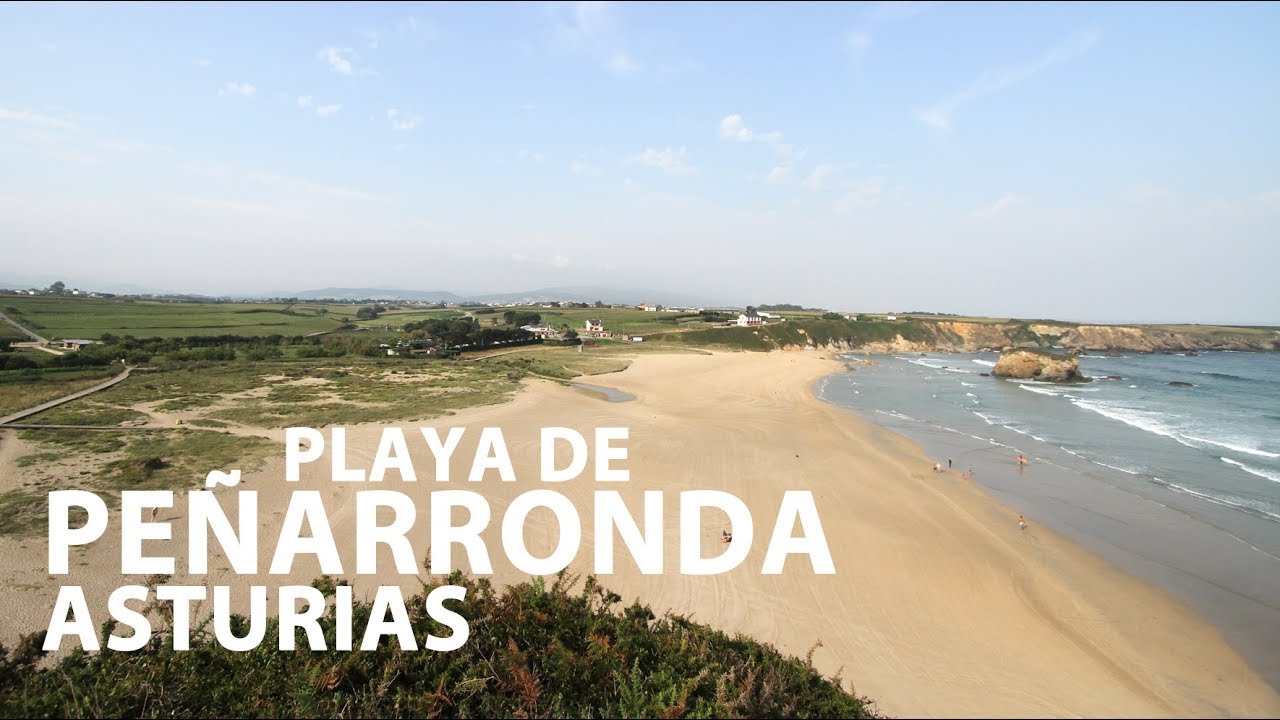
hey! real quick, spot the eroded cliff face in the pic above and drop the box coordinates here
[932,321,1014,350]
[786,321,1278,354]
[1059,325,1280,352]
[992,349,1086,382]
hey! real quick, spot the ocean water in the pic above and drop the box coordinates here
[816,350,1280,689]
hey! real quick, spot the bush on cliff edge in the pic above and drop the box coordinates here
[0,573,879,719]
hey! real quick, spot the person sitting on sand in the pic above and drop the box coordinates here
[933,462,942,473]
[721,529,733,543]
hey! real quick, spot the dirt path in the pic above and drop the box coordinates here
[0,366,132,425]
[0,310,48,343]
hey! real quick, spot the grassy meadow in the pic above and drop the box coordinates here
[1,296,359,339]
[0,366,120,417]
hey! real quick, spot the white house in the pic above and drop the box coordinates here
[585,318,604,332]
[638,304,658,312]
[735,309,763,327]
[521,323,560,339]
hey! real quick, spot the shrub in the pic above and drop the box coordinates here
[0,574,879,719]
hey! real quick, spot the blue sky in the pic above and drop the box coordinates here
[1,1,1277,322]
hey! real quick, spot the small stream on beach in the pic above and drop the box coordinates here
[569,382,634,403]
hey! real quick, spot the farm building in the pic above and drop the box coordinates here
[520,323,560,339]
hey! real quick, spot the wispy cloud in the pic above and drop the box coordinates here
[720,113,804,182]
[99,139,165,154]
[918,29,1102,131]
[194,58,212,68]
[802,163,852,190]
[766,165,793,184]
[297,95,313,109]
[554,2,641,76]
[719,114,782,144]
[317,46,355,75]
[519,149,545,163]
[315,104,342,118]
[218,81,256,97]
[386,108,422,131]
[630,147,695,176]
[845,1,935,69]
[0,108,77,130]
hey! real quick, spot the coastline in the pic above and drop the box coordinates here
[1,348,1277,716]
[821,349,1280,696]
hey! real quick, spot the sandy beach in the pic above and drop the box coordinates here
[2,348,1278,717]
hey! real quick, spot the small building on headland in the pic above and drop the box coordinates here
[735,309,763,327]
[58,339,97,351]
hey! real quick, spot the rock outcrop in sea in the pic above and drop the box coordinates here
[992,349,1088,383]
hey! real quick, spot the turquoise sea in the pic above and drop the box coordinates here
[817,350,1280,690]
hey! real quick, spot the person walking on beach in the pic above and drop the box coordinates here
[1018,515,1028,530]
[947,458,952,469]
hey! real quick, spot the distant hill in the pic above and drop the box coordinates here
[282,286,718,307]
[465,286,715,307]
[286,287,465,302]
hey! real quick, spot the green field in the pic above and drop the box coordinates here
[354,305,721,335]
[0,324,26,342]
[349,306,469,329]
[1,296,361,339]
[1,297,793,342]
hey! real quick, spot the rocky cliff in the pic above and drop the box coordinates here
[661,316,1279,354]
[992,349,1087,382]
[794,320,1279,354]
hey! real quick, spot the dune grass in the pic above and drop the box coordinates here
[0,369,119,417]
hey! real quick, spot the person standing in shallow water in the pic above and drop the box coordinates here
[947,458,952,469]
